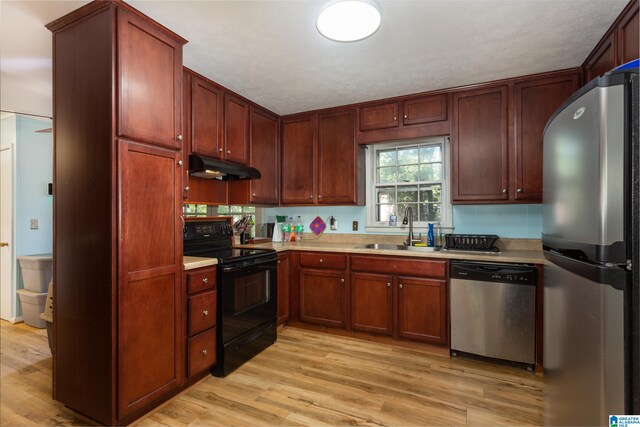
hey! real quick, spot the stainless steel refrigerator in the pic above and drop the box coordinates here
[542,68,639,426]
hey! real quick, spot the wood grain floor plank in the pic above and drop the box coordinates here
[1,320,544,426]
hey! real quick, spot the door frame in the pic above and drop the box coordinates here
[1,144,16,322]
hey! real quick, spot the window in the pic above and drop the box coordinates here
[366,137,452,231]
[217,205,256,224]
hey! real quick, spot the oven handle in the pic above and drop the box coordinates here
[221,258,277,273]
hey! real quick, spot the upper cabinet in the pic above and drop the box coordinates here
[190,74,223,158]
[513,73,580,202]
[452,85,509,203]
[224,94,250,165]
[357,94,450,144]
[117,8,183,150]
[281,109,364,206]
[583,0,638,82]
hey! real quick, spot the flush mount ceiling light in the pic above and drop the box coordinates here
[316,0,381,42]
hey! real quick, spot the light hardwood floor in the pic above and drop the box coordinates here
[1,320,543,426]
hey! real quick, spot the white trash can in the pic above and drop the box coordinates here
[17,289,47,328]
[17,254,52,293]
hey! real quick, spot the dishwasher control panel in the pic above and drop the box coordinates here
[450,261,536,284]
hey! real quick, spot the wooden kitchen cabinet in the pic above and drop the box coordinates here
[350,272,393,335]
[350,255,448,345]
[513,72,580,202]
[397,276,447,344]
[584,32,617,83]
[277,253,290,325]
[281,109,363,206]
[117,7,183,150]
[48,2,187,424]
[452,85,509,203]
[618,4,639,65]
[224,93,250,164]
[190,72,223,158]
[359,102,399,131]
[228,106,280,205]
[281,114,317,204]
[299,268,346,327]
[185,266,217,377]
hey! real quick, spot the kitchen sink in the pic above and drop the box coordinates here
[357,243,407,250]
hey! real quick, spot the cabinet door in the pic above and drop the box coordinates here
[514,73,580,202]
[452,86,508,203]
[350,272,393,335]
[584,32,617,82]
[117,9,183,149]
[402,94,448,126]
[249,106,279,204]
[618,5,639,65]
[317,110,357,204]
[277,253,290,325]
[281,115,316,204]
[360,102,399,131]
[397,277,447,344]
[224,94,250,164]
[191,75,223,158]
[118,140,183,418]
[186,177,228,205]
[299,268,345,327]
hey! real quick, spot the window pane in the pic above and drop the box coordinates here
[420,203,442,222]
[196,204,207,214]
[184,204,196,214]
[397,147,418,164]
[244,206,256,213]
[419,163,442,181]
[230,206,243,213]
[377,167,397,184]
[397,165,419,182]
[376,186,396,204]
[398,203,418,221]
[419,184,442,203]
[420,145,441,163]
[217,205,229,214]
[377,149,397,166]
[397,185,418,203]
[377,204,395,222]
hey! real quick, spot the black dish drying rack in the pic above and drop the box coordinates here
[444,234,499,252]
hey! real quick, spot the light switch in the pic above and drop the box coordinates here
[30,219,39,230]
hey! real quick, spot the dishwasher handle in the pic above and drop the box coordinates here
[450,261,536,284]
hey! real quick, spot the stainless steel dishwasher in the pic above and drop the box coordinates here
[450,260,536,367]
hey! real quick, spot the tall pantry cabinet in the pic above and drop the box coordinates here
[47,2,186,424]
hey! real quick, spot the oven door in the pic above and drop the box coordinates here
[219,256,277,344]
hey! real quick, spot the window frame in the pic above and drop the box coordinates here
[365,136,452,233]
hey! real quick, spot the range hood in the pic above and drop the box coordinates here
[188,154,261,181]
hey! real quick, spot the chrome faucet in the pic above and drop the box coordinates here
[402,206,421,247]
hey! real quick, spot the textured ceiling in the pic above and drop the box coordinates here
[1,0,628,118]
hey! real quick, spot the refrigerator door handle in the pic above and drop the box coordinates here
[544,250,628,291]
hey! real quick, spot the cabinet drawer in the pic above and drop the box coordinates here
[299,252,346,270]
[187,267,216,294]
[188,291,216,336]
[359,102,399,131]
[351,255,447,278]
[188,328,217,377]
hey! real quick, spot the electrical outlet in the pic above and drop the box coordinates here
[30,219,39,230]
[352,221,358,231]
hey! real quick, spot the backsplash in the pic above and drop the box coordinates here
[262,204,542,239]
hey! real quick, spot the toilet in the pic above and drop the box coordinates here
[17,254,52,329]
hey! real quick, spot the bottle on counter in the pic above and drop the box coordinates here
[288,216,296,242]
[248,215,255,239]
[295,216,304,242]
[427,223,435,247]
[281,222,291,242]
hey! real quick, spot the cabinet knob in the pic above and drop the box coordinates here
[251,193,256,198]
[177,134,183,141]
[393,116,397,121]
[319,259,324,264]
[502,189,507,193]
[218,148,223,152]
[177,160,183,166]
[340,278,345,283]
[310,194,314,199]
[387,282,391,287]
[202,349,208,356]
[277,260,281,264]
[517,188,522,192]
[202,310,208,316]
[202,277,208,284]
[404,114,408,119]
[318,195,322,199]
[399,284,403,289]
[184,186,190,191]
[226,150,231,154]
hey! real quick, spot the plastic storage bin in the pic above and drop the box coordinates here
[17,254,52,293]
[40,280,54,353]
[17,289,47,328]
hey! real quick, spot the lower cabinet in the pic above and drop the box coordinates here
[350,272,393,335]
[184,266,217,377]
[277,253,290,325]
[397,276,447,344]
[299,268,346,328]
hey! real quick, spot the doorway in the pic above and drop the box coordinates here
[1,144,14,321]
